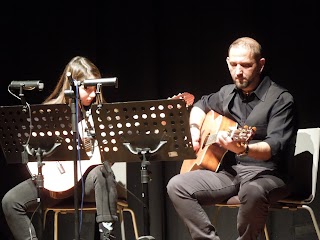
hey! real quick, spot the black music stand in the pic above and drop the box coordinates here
[91,98,196,239]
[0,104,89,240]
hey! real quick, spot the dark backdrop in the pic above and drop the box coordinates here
[1,1,319,240]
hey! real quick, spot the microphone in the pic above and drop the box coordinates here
[82,78,118,88]
[66,72,74,86]
[9,80,44,91]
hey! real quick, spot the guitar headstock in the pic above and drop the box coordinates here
[229,125,256,147]
[170,92,195,107]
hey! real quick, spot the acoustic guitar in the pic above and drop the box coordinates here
[180,110,256,174]
[27,92,195,199]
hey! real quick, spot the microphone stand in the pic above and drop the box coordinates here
[18,85,27,107]
[123,142,167,240]
[65,77,81,240]
[65,73,117,240]
[24,144,61,240]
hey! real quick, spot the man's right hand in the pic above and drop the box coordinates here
[190,126,201,153]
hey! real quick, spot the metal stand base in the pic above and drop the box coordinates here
[138,236,156,240]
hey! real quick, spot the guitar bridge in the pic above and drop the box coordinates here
[56,161,65,174]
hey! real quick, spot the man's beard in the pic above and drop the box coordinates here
[234,79,249,89]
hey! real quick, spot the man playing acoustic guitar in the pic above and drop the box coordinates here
[167,37,297,240]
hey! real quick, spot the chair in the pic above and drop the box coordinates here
[43,162,139,240]
[212,128,320,239]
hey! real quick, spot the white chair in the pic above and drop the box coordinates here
[43,162,139,240]
[212,128,320,239]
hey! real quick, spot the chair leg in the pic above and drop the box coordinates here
[211,206,223,226]
[118,207,126,240]
[43,209,50,229]
[263,224,270,240]
[42,208,62,240]
[123,207,139,240]
[301,205,320,239]
[46,206,139,240]
[54,211,60,240]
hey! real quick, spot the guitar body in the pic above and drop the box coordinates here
[27,153,101,199]
[180,110,238,174]
[27,117,103,199]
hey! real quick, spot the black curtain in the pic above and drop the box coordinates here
[1,0,319,239]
